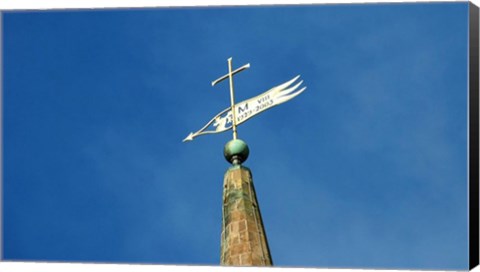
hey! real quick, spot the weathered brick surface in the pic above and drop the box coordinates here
[220,165,273,266]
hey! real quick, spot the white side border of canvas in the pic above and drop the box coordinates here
[0,0,477,10]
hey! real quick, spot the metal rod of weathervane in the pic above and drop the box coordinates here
[211,58,250,140]
[227,58,238,140]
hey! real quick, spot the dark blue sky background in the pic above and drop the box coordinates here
[2,2,470,269]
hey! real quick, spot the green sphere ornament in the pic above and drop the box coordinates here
[224,139,249,165]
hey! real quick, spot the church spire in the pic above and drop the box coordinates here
[220,139,273,266]
[182,57,306,266]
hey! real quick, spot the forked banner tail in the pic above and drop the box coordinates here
[183,75,306,142]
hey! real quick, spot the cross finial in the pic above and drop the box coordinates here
[211,57,250,140]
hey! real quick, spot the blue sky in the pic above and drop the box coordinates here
[2,2,470,269]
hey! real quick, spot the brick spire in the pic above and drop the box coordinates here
[220,139,273,266]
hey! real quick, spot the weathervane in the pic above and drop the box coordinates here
[183,57,306,145]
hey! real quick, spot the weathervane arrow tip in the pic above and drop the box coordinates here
[183,133,194,142]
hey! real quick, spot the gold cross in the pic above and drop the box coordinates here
[211,57,250,140]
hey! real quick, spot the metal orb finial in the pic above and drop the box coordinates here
[224,139,249,165]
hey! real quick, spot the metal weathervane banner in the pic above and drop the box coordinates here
[183,74,306,142]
